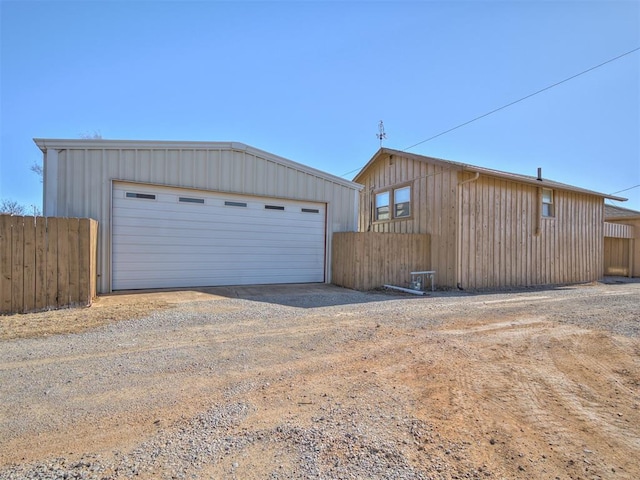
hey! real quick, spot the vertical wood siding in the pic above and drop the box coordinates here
[357,154,458,287]
[459,176,604,288]
[604,238,631,276]
[605,218,639,277]
[0,215,98,314]
[356,152,607,289]
[47,146,359,293]
[332,232,431,291]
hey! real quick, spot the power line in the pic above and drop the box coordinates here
[609,184,640,195]
[341,46,640,178]
[403,46,640,151]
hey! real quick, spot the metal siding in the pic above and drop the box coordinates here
[47,144,360,293]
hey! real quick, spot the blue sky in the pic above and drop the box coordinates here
[1,0,639,212]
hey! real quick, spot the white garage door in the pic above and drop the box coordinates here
[112,182,326,290]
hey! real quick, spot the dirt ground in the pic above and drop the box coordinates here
[1,281,639,479]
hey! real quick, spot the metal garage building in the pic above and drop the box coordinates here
[35,139,361,293]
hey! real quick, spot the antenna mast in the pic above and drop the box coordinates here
[376,120,387,147]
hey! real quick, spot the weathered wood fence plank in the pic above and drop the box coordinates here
[0,215,98,314]
[332,232,431,291]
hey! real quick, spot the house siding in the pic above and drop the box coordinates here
[41,141,360,293]
[459,175,604,289]
[357,154,458,288]
[356,151,606,290]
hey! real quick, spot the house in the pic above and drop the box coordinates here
[353,148,627,290]
[604,204,639,277]
[35,139,362,293]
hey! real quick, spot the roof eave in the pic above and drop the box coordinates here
[353,148,627,201]
[33,138,363,190]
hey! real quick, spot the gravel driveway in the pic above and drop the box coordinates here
[1,280,639,479]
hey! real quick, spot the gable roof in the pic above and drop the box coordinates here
[34,138,362,191]
[354,148,627,202]
[605,204,640,220]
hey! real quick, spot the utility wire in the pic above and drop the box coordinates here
[340,46,640,177]
[609,184,640,195]
[403,46,640,151]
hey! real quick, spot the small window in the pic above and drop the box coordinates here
[126,192,156,200]
[265,205,285,210]
[375,191,390,221]
[225,201,247,207]
[394,186,411,218]
[542,188,554,217]
[302,208,319,213]
[179,197,205,204]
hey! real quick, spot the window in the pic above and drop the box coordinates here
[225,201,247,207]
[374,186,411,221]
[126,192,156,200]
[394,186,411,218]
[265,205,285,210]
[375,191,390,221]
[179,197,204,204]
[542,188,554,217]
[302,208,319,213]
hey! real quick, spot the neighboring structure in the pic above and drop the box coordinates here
[604,205,639,277]
[35,139,361,293]
[354,148,627,290]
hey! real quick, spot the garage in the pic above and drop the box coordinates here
[36,139,361,293]
[112,182,326,290]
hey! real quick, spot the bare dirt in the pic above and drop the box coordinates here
[1,281,638,479]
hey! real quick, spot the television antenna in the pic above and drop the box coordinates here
[376,120,387,147]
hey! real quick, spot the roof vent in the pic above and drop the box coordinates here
[537,167,543,181]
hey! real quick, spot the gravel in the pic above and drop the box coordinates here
[1,279,638,479]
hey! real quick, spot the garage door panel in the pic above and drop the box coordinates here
[112,183,326,289]
[113,214,324,236]
[114,269,324,289]
[115,253,324,268]
[114,238,326,252]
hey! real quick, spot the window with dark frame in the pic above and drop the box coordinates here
[542,188,554,217]
[375,186,411,221]
[394,186,411,218]
[225,201,247,207]
[179,197,205,204]
[375,191,390,221]
[126,192,156,200]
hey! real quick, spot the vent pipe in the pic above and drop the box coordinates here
[537,167,542,181]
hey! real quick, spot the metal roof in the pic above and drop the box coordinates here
[605,204,640,220]
[354,148,627,202]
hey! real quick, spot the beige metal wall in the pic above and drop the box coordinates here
[39,140,360,293]
[357,154,458,287]
[459,175,604,289]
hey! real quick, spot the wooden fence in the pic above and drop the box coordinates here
[332,232,431,291]
[0,215,98,314]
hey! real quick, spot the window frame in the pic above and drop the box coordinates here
[393,185,411,219]
[374,191,391,221]
[373,183,412,223]
[542,188,555,218]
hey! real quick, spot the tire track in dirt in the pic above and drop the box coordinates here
[430,316,640,478]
